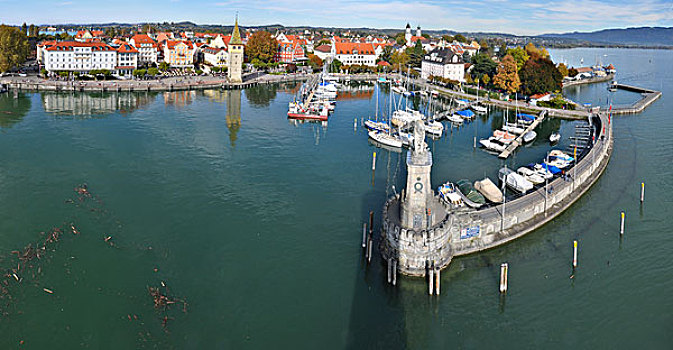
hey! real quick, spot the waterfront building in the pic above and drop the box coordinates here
[227,17,244,83]
[332,42,377,67]
[163,40,196,68]
[313,44,332,61]
[274,33,307,63]
[41,41,120,74]
[421,47,465,82]
[202,46,228,67]
[115,44,139,76]
[129,34,158,65]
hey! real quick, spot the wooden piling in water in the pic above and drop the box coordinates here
[428,266,434,295]
[641,182,645,203]
[362,223,367,248]
[499,263,508,293]
[620,212,625,235]
[392,260,397,285]
[573,240,578,268]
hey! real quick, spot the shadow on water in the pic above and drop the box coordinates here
[0,92,31,129]
[345,184,408,349]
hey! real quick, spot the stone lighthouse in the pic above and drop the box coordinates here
[228,16,243,84]
[400,121,433,230]
[380,120,453,276]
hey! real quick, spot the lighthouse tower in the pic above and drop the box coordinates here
[228,16,243,84]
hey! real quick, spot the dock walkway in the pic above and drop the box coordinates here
[498,111,546,159]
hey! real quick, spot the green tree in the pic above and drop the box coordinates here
[380,46,394,63]
[0,25,30,72]
[557,63,569,77]
[28,24,36,37]
[158,61,170,71]
[505,46,529,71]
[394,32,406,46]
[441,35,454,42]
[462,51,471,64]
[390,50,409,72]
[454,34,467,43]
[147,67,159,76]
[519,58,562,95]
[492,54,520,93]
[329,59,342,73]
[246,31,278,64]
[568,67,578,77]
[405,39,424,68]
[21,23,27,34]
[471,53,497,81]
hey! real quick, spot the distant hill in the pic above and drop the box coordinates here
[541,27,673,47]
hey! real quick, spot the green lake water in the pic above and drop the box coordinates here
[0,48,671,348]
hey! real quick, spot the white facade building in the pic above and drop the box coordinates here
[129,34,158,65]
[421,48,465,82]
[39,41,138,75]
[332,42,377,67]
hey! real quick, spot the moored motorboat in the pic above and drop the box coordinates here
[446,114,464,124]
[479,137,507,152]
[503,123,526,135]
[425,120,444,137]
[517,167,545,185]
[438,182,464,207]
[455,109,475,120]
[523,130,537,143]
[456,179,486,208]
[474,177,503,203]
[498,168,534,194]
[493,130,517,143]
[549,132,561,143]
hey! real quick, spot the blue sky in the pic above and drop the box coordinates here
[1,0,672,35]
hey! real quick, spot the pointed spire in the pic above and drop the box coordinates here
[230,14,242,45]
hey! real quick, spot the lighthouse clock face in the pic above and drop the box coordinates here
[414,177,423,193]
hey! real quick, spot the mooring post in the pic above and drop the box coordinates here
[367,238,372,263]
[372,152,377,171]
[573,240,578,268]
[387,258,392,284]
[620,212,625,235]
[428,265,434,295]
[640,182,645,203]
[499,263,508,293]
[354,118,357,130]
[362,223,367,248]
[435,266,440,295]
[473,136,476,148]
[392,260,397,286]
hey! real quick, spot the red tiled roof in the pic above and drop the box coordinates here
[334,42,375,55]
[117,44,139,53]
[44,41,115,51]
[165,40,194,49]
[377,61,391,66]
[314,44,331,53]
[131,34,156,45]
[530,93,551,99]
[576,67,592,73]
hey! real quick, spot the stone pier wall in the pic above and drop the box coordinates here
[449,113,612,257]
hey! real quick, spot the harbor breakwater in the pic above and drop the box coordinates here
[381,112,612,277]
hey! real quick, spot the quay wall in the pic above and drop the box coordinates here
[449,113,612,257]
[562,73,614,88]
[380,112,613,275]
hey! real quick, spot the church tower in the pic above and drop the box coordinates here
[405,23,412,47]
[416,25,421,38]
[228,16,243,83]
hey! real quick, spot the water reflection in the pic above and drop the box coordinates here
[163,90,196,108]
[225,90,241,147]
[41,91,157,117]
[0,92,31,129]
[245,84,278,108]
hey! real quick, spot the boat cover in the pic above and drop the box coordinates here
[456,110,475,118]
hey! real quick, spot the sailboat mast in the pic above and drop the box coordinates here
[375,82,379,121]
